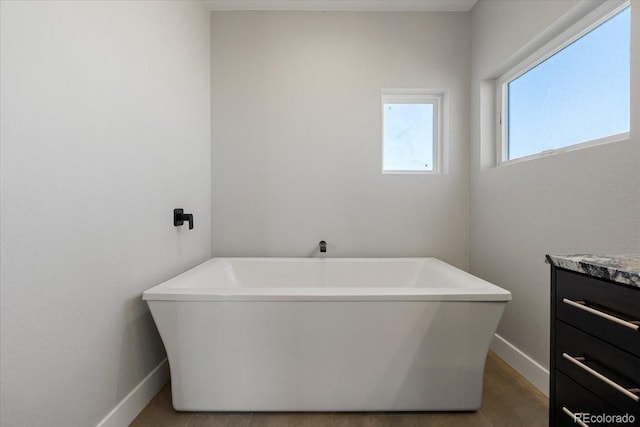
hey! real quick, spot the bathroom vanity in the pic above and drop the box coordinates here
[547,254,640,427]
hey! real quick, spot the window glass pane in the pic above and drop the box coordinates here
[383,103,434,171]
[507,6,630,160]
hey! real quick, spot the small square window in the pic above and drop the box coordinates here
[382,90,443,174]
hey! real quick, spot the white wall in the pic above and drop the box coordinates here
[0,1,211,426]
[211,11,471,267]
[469,0,640,384]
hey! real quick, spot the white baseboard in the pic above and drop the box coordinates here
[490,333,549,396]
[96,358,169,427]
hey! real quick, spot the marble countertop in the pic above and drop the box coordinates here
[546,254,640,288]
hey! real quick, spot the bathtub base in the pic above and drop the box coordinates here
[148,300,506,411]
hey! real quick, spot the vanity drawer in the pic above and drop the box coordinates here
[555,371,623,427]
[555,269,640,355]
[556,321,640,415]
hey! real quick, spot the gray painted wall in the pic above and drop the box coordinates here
[211,11,471,268]
[469,0,640,372]
[0,1,211,426]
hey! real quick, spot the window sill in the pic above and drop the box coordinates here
[382,170,440,175]
[495,131,630,168]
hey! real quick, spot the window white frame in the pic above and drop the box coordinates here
[381,89,446,174]
[496,0,630,166]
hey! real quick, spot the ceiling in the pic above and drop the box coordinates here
[204,0,478,12]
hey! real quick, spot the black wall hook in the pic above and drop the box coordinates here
[174,209,194,230]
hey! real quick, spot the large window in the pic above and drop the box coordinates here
[382,90,444,174]
[497,2,630,163]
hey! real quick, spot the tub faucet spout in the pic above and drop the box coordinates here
[319,241,326,253]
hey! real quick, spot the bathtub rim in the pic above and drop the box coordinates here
[142,257,512,302]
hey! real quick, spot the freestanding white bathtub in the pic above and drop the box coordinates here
[143,257,511,412]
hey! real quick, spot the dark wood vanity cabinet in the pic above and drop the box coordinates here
[550,266,640,427]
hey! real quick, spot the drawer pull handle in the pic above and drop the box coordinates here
[562,407,589,427]
[562,353,640,402]
[562,298,639,331]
